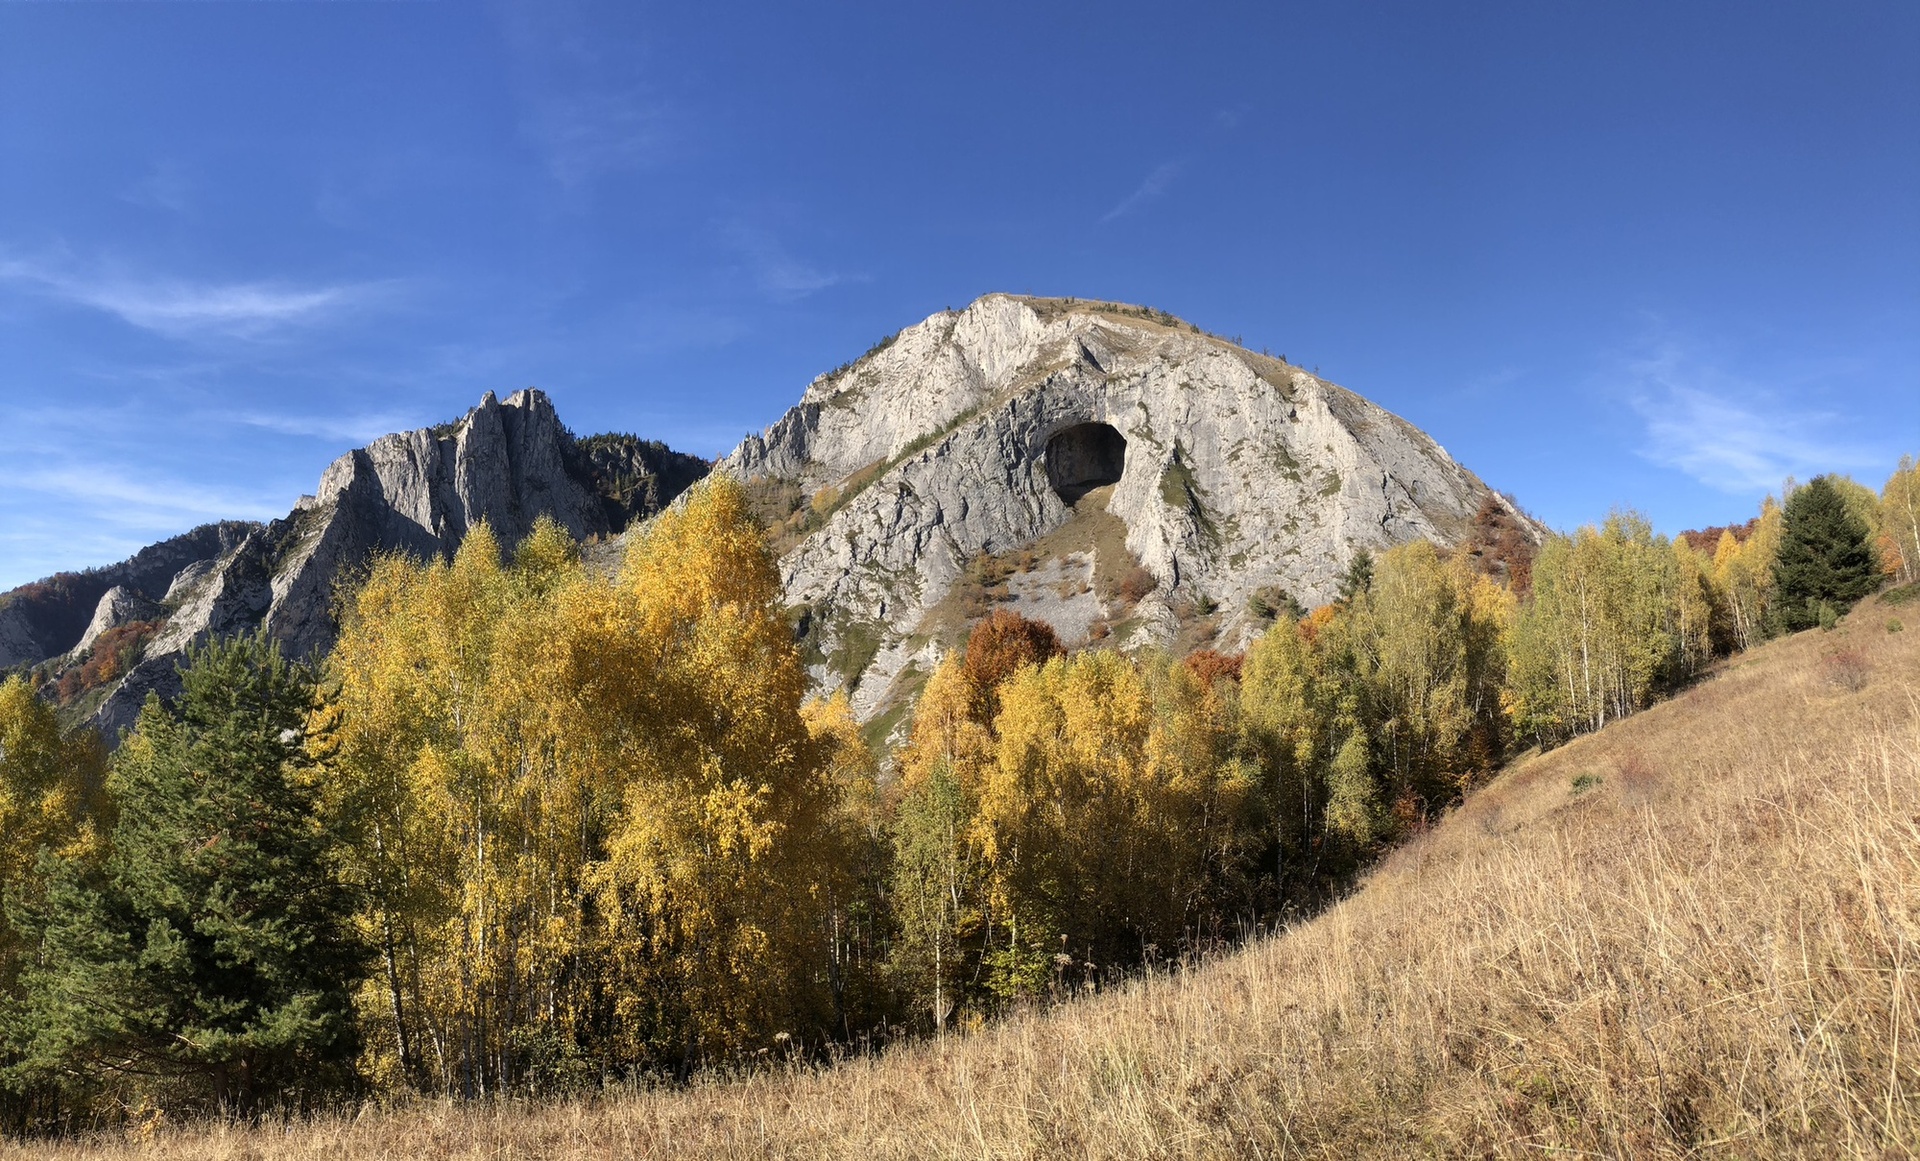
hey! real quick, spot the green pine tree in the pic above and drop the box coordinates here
[1771,475,1880,633]
[1338,549,1375,604]
[11,633,367,1120]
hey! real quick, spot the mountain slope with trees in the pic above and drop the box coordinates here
[0,296,1912,1151]
[0,454,1909,1136]
[6,501,1914,1159]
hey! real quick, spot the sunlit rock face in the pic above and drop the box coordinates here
[723,294,1534,723]
[1,389,708,741]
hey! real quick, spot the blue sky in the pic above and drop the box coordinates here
[1,1,1915,590]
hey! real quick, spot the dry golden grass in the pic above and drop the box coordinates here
[12,599,1918,1159]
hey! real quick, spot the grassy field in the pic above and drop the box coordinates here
[10,595,1917,1159]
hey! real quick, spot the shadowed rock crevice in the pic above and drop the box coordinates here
[1045,422,1127,504]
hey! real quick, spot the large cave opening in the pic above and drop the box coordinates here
[1045,422,1127,505]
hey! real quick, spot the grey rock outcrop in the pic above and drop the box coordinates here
[725,294,1538,722]
[69,587,165,660]
[3,388,709,740]
[262,388,618,661]
[0,522,255,670]
[8,295,1530,746]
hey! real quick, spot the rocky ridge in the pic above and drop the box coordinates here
[2,389,708,738]
[7,295,1533,745]
[724,294,1537,725]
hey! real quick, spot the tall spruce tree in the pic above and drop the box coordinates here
[1337,549,1375,604]
[1771,475,1880,632]
[12,634,365,1119]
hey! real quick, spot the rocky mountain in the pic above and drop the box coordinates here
[1,389,708,738]
[724,294,1538,728]
[0,522,257,673]
[6,294,1534,747]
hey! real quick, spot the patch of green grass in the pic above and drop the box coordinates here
[55,680,117,734]
[1159,462,1195,509]
[1158,449,1220,545]
[1882,581,1920,606]
[828,619,885,691]
[860,673,921,755]
[1271,444,1302,482]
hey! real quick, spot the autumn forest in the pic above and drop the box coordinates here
[0,460,1915,1133]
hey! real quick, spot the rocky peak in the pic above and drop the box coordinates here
[4,388,708,740]
[69,587,165,661]
[0,522,255,672]
[725,293,1538,727]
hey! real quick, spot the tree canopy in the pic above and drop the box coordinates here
[0,451,1911,1132]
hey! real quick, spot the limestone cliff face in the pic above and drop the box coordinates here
[3,388,708,739]
[0,522,255,671]
[725,294,1536,722]
[262,388,616,662]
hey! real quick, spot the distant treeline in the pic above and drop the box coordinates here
[0,460,1913,1132]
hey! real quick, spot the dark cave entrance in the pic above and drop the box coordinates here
[1045,422,1127,505]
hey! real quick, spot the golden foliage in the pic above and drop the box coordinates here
[43,552,1920,1161]
[1885,454,1920,584]
[325,480,869,1093]
[0,676,105,972]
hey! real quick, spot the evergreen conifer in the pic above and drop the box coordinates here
[1338,549,1375,604]
[1771,475,1880,633]
[11,634,365,1119]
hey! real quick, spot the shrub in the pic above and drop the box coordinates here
[1116,566,1157,604]
[1819,648,1871,692]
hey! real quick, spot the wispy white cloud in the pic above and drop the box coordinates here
[722,224,849,301]
[0,253,390,340]
[9,465,287,529]
[527,88,669,186]
[0,522,161,593]
[494,0,670,185]
[0,465,293,589]
[1626,346,1881,493]
[1101,161,1182,224]
[225,409,417,446]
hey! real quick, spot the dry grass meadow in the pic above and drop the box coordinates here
[9,595,1918,1159]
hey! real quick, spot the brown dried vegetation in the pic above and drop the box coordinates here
[53,621,162,705]
[1678,517,1760,554]
[1456,494,1539,596]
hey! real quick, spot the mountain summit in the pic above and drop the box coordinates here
[1,389,707,737]
[725,294,1535,723]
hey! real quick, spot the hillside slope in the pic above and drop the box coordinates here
[22,594,1915,1159]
